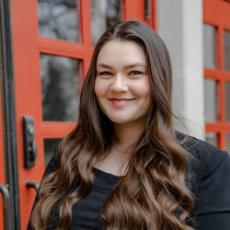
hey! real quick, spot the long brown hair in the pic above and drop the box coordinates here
[30,20,194,230]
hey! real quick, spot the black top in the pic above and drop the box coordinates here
[28,134,230,229]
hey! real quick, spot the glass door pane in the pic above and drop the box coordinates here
[226,133,230,154]
[204,79,218,122]
[205,132,218,147]
[203,24,217,69]
[224,30,230,71]
[44,139,61,166]
[38,0,81,42]
[91,0,124,43]
[225,82,230,121]
[40,55,82,121]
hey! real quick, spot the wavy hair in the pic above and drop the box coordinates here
[30,20,194,230]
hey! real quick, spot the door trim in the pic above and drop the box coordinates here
[0,0,21,228]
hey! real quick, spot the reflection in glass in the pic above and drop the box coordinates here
[44,139,61,166]
[38,0,81,42]
[203,24,216,69]
[226,133,230,155]
[204,79,218,122]
[40,55,81,121]
[225,82,230,121]
[205,133,217,147]
[91,0,123,44]
[224,30,230,71]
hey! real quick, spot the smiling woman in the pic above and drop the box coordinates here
[95,40,151,126]
[28,20,230,230]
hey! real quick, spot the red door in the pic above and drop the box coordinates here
[8,0,156,229]
[0,3,16,227]
[203,0,230,152]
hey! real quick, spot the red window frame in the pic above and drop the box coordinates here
[203,0,230,149]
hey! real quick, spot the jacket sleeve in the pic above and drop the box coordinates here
[191,140,230,230]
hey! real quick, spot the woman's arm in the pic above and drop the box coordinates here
[195,148,230,230]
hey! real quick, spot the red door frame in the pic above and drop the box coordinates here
[0,95,5,230]
[203,0,230,149]
[9,0,156,229]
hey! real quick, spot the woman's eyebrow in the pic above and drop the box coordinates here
[97,63,113,69]
[124,63,146,69]
[97,63,146,69]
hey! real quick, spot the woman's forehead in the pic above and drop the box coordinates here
[96,40,147,68]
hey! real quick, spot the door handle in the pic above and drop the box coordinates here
[22,116,37,168]
[26,181,40,192]
[0,184,12,230]
[145,0,151,19]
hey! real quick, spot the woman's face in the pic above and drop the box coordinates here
[94,40,151,126]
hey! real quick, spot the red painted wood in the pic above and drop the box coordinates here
[0,92,5,230]
[10,0,44,228]
[204,0,230,150]
[205,69,230,80]
[124,0,145,20]
[124,0,156,28]
[204,0,230,28]
[206,122,230,132]
[41,122,75,138]
[80,0,93,76]
[38,38,88,59]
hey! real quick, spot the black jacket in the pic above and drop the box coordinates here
[28,132,230,229]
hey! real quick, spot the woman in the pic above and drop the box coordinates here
[29,20,230,230]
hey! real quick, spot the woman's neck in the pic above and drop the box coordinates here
[113,120,145,150]
[93,120,145,176]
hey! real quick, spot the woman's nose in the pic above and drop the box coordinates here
[110,74,128,92]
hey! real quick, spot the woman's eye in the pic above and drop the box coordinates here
[98,71,113,77]
[129,70,144,76]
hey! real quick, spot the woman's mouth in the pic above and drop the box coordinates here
[109,98,135,107]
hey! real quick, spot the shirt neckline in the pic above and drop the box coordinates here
[93,167,123,178]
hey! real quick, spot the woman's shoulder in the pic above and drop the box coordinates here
[176,131,230,216]
[176,131,230,175]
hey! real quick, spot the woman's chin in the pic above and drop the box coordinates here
[107,117,132,125]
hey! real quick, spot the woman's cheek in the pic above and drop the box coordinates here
[94,79,108,97]
[132,78,151,97]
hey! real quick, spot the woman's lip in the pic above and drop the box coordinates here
[109,98,135,100]
[109,98,135,107]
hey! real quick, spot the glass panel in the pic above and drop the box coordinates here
[225,81,230,121]
[38,0,81,42]
[91,0,123,44]
[205,132,217,147]
[226,133,230,155]
[224,30,230,71]
[40,55,81,121]
[44,139,61,166]
[204,79,218,122]
[203,24,217,69]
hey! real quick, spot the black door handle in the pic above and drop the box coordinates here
[26,181,40,192]
[0,184,12,230]
[22,116,37,168]
[145,0,151,19]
